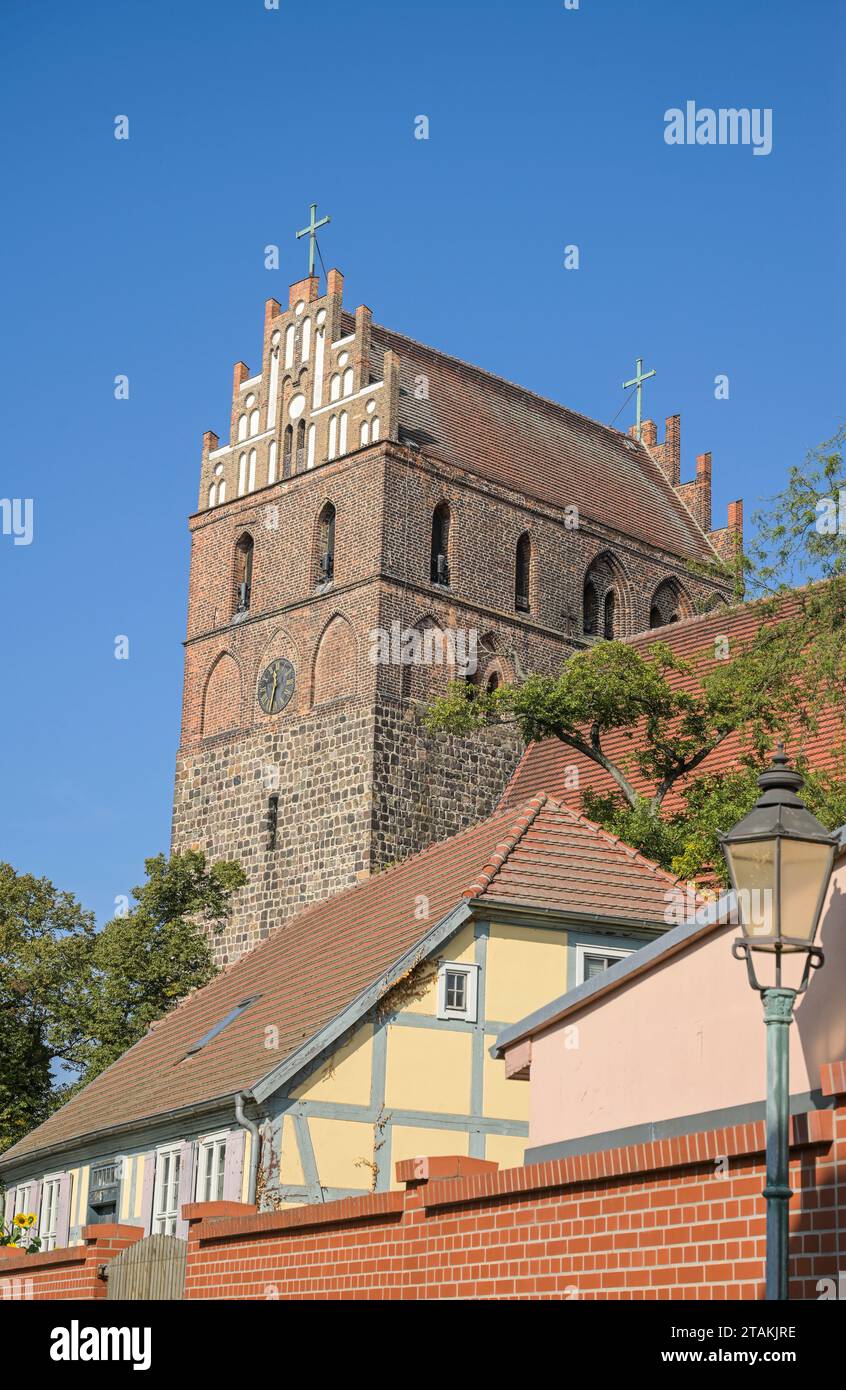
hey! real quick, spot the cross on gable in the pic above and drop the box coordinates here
[622,357,656,441]
[296,202,331,278]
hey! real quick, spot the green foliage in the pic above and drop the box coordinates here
[426,625,802,811]
[746,426,846,592]
[583,756,846,887]
[0,1211,41,1252]
[63,851,246,1089]
[425,428,846,885]
[0,850,245,1154]
[0,864,96,1155]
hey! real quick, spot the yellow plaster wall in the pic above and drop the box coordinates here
[291,1022,374,1105]
[483,1133,529,1171]
[308,1117,376,1190]
[385,1024,472,1114]
[482,1047,530,1122]
[240,1133,252,1204]
[278,1115,306,1188]
[392,922,478,1017]
[75,1164,90,1227]
[119,1158,132,1221]
[484,923,568,1022]
[389,1124,469,1187]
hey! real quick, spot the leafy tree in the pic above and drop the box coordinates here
[425,427,846,882]
[0,850,245,1154]
[0,865,95,1155]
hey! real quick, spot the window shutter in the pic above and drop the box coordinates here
[140,1154,156,1235]
[4,1188,15,1226]
[29,1180,42,1228]
[55,1174,72,1247]
[175,1141,196,1238]
[222,1130,246,1202]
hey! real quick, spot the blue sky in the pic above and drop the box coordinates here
[0,0,843,925]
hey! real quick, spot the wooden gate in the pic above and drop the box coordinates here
[106,1234,187,1300]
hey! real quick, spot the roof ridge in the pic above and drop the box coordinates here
[462,793,549,898]
[542,795,692,891]
[370,319,652,451]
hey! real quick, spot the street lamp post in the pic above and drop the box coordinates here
[718,749,837,1301]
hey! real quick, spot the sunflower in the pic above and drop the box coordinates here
[13,1213,37,1228]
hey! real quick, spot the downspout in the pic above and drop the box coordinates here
[234,1092,261,1207]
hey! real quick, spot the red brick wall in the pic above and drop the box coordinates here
[12,1082,844,1300]
[182,1092,845,1301]
[0,1224,143,1301]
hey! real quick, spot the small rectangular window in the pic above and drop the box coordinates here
[445,971,466,1011]
[437,962,479,1022]
[87,1161,120,1225]
[577,944,632,985]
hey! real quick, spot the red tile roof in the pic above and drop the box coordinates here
[2,796,681,1167]
[365,319,719,563]
[500,590,846,812]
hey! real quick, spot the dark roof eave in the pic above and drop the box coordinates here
[0,1090,253,1180]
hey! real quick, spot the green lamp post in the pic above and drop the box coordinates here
[718,749,837,1301]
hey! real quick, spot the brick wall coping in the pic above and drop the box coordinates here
[191,1190,405,1246]
[0,1222,142,1276]
[186,1107,834,1248]
[0,1244,88,1275]
[419,1108,833,1212]
[821,1058,846,1097]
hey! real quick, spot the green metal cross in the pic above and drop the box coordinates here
[296,202,331,278]
[622,357,656,440]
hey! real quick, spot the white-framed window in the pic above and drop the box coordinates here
[152,1147,182,1236]
[12,1183,32,1219]
[437,961,479,1022]
[195,1134,228,1205]
[575,943,632,985]
[39,1175,62,1251]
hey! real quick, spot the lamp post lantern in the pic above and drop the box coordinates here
[718,748,837,1301]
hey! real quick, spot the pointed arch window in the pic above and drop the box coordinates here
[603,589,616,640]
[583,579,599,636]
[316,503,336,585]
[283,425,293,478]
[295,420,306,473]
[431,503,451,586]
[515,532,531,612]
[234,534,254,614]
[649,578,687,629]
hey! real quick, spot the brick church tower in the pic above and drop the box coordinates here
[172,269,739,963]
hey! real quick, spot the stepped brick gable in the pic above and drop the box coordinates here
[173,271,739,963]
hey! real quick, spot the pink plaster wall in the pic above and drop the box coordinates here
[522,859,846,1150]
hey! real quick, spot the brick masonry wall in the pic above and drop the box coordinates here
[180,1084,846,1301]
[176,279,737,964]
[0,1224,143,1302]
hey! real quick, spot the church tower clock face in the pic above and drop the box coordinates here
[257,658,296,715]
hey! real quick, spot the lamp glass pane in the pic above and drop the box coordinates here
[725,839,776,938]
[778,839,832,942]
